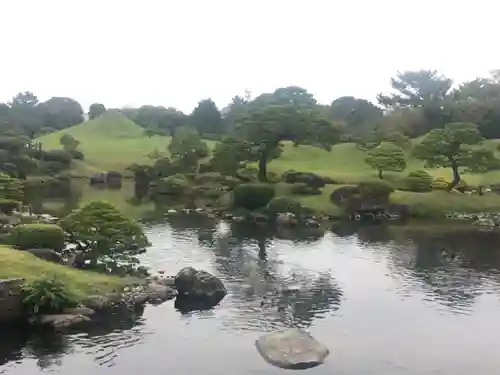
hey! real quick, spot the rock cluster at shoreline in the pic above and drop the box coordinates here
[33,268,226,331]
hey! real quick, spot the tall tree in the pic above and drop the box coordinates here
[449,72,500,139]
[328,96,383,138]
[377,70,453,108]
[38,97,84,130]
[135,106,186,136]
[235,87,339,181]
[189,99,222,135]
[377,70,453,137]
[221,95,250,131]
[8,92,41,135]
[88,103,107,120]
[414,122,497,190]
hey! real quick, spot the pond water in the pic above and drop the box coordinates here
[1,218,500,374]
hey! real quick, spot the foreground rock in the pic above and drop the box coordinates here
[82,295,113,310]
[256,328,329,369]
[175,267,227,301]
[35,314,90,330]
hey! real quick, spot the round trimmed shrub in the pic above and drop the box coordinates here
[432,177,449,190]
[41,150,72,166]
[267,196,304,216]
[330,185,360,206]
[405,170,433,192]
[291,182,322,195]
[233,183,275,210]
[358,180,394,198]
[8,224,65,252]
[282,170,327,187]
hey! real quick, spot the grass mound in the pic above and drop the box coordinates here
[37,111,180,175]
[0,246,129,300]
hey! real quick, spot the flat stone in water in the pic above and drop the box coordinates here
[255,328,329,369]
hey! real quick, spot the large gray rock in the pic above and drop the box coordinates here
[256,328,329,369]
[37,314,90,330]
[82,295,112,310]
[26,248,62,263]
[174,267,227,300]
[62,306,95,316]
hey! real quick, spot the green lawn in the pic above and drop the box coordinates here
[0,246,130,300]
[36,112,500,218]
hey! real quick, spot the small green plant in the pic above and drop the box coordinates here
[21,277,76,314]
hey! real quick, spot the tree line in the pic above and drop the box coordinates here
[3,69,500,141]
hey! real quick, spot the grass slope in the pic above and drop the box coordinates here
[37,114,500,217]
[37,111,191,175]
[0,246,129,300]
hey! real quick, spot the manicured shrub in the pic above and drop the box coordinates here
[291,182,322,195]
[8,223,65,252]
[41,150,72,166]
[236,167,258,182]
[432,177,449,190]
[282,170,328,187]
[267,196,304,216]
[330,185,360,206]
[0,199,19,214]
[152,157,173,178]
[198,162,215,174]
[47,174,72,197]
[151,174,189,196]
[233,183,275,210]
[358,180,394,198]
[405,170,433,192]
[0,174,23,201]
[39,161,68,176]
[21,278,76,314]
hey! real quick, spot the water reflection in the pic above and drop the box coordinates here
[0,305,146,372]
[333,224,500,315]
[3,219,500,374]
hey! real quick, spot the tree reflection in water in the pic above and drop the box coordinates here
[199,222,344,330]
[331,224,500,315]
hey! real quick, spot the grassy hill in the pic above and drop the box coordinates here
[37,111,207,176]
[36,112,500,218]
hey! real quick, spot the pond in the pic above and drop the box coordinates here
[1,218,500,375]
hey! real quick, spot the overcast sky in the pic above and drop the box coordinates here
[0,0,496,113]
